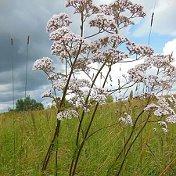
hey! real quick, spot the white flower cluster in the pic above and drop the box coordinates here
[88,0,145,32]
[73,57,91,72]
[50,27,84,58]
[145,96,175,117]
[89,87,107,104]
[67,79,91,109]
[98,4,113,15]
[66,0,98,16]
[90,35,128,53]
[68,79,91,92]
[46,13,72,32]
[57,109,79,120]
[166,114,176,124]
[48,72,66,81]
[89,13,117,32]
[111,2,145,19]
[33,57,55,72]
[49,26,70,41]
[53,79,67,91]
[126,3,146,17]
[92,49,129,64]
[119,15,134,28]
[144,103,158,111]
[168,95,176,105]
[118,113,133,126]
[158,121,168,133]
[147,54,174,69]
[127,42,154,56]
[109,34,128,47]
[128,65,148,83]
[42,89,52,98]
[128,53,176,92]
[67,79,107,110]
[145,96,176,132]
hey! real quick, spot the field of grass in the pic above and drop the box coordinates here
[1,99,176,176]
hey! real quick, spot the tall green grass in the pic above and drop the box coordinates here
[1,101,176,175]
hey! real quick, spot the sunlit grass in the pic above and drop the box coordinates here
[1,101,176,175]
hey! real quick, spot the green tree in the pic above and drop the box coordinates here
[15,96,44,112]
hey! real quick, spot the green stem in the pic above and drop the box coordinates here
[42,120,61,172]
[76,61,107,146]
[70,65,112,175]
[107,97,152,175]
[116,112,152,176]
[69,62,107,175]
[41,10,85,174]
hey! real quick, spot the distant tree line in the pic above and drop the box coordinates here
[9,96,44,112]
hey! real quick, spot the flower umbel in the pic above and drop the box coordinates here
[57,109,79,120]
[119,113,133,126]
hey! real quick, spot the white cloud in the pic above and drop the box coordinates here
[163,39,176,57]
[94,0,113,5]
[163,38,176,67]
[0,103,11,112]
[132,0,176,37]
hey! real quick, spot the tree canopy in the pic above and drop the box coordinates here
[11,96,44,112]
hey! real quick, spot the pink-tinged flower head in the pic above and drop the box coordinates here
[48,25,85,59]
[46,13,72,32]
[42,90,52,98]
[127,42,154,56]
[111,0,145,17]
[145,95,176,132]
[89,13,117,32]
[33,57,55,72]
[49,27,70,41]
[66,0,95,15]
[92,49,128,64]
[166,114,176,123]
[126,3,146,17]
[158,121,168,133]
[57,109,79,120]
[119,113,133,126]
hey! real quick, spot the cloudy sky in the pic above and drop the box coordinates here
[0,0,176,112]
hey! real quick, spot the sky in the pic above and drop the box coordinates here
[0,0,176,112]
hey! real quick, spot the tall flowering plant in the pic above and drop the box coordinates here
[33,0,176,175]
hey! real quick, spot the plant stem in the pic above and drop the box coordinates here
[107,97,152,175]
[42,120,61,172]
[76,61,107,146]
[70,65,112,175]
[41,11,85,173]
[69,62,107,175]
[71,103,99,176]
[116,112,152,176]
[55,148,58,176]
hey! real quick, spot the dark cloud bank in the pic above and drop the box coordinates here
[0,0,66,112]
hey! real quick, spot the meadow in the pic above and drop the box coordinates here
[1,99,176,176]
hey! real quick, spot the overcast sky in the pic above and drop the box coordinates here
[0,0,176,112]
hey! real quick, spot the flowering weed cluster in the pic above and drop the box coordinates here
[33,0,176,175]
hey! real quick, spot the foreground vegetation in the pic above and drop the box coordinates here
[1,99,176,176]
[29,0,176,175]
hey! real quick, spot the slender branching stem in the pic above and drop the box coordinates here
[107,96,153,175]
[70,65,112,176]
[41,11,85,173]
[76,61,107,146]
[116,112,152,176]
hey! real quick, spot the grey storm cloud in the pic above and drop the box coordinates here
[0,0,173,112]
[0,0,66,111]
[0,0,154,111]
[0,0,108,112]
